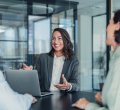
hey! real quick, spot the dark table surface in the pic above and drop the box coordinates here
[31,91,96,110]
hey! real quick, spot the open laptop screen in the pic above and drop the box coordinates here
[4,70,41,97]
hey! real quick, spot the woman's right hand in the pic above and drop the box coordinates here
[22,64,33,70]
[95,92,102,104]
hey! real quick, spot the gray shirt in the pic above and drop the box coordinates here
[86,46,120,110]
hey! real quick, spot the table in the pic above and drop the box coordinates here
[31,91,95,110]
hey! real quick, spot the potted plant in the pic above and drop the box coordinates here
[97,53,106,91]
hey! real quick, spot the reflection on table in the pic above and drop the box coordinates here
[31,91,95,110]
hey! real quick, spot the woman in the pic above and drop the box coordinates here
[23,28,80,92]
[72,10,120,110]
[0,71,37,110]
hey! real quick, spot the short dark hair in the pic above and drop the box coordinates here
[114,9,120,23]
[114,29,120,43]
[113,10,120,44]
[49,28,73,59]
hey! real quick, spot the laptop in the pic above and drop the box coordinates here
[4,70,52,97]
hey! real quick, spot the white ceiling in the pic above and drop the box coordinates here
[0,0,120,16]
[0,0,120,27]
[66,0,120,16]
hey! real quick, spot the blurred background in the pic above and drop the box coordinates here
[0,0,118,91]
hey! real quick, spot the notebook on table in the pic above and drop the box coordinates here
[4,70,52,97]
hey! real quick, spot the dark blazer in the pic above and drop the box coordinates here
[35,53,80,92]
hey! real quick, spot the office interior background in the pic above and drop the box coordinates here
[0,0,119,91]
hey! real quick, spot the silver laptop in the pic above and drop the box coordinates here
[4,70,52,97]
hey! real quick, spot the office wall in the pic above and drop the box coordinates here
[78,15,92,91]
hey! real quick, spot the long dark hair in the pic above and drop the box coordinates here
[49,28,73,59]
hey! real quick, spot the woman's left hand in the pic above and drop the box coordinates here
[72,98,90,109]
[54,74,71,90]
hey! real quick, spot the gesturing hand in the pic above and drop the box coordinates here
[72,98,89,109]
[32,97,37,104]
[95,92,102,104]
[54,74,71,90]
[22,63,33,70]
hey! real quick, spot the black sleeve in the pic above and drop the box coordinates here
[68,58,80,92]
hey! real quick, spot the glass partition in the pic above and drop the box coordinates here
[67,0,107,91]
[0,0,27,70]
[34,18,50,54]
[113,0,120,12]
[92,15,106,90]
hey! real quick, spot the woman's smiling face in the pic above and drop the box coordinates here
[51,31,64,53]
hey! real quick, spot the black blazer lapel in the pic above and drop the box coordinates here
[47,55,54,88]
[60,59,71,83]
